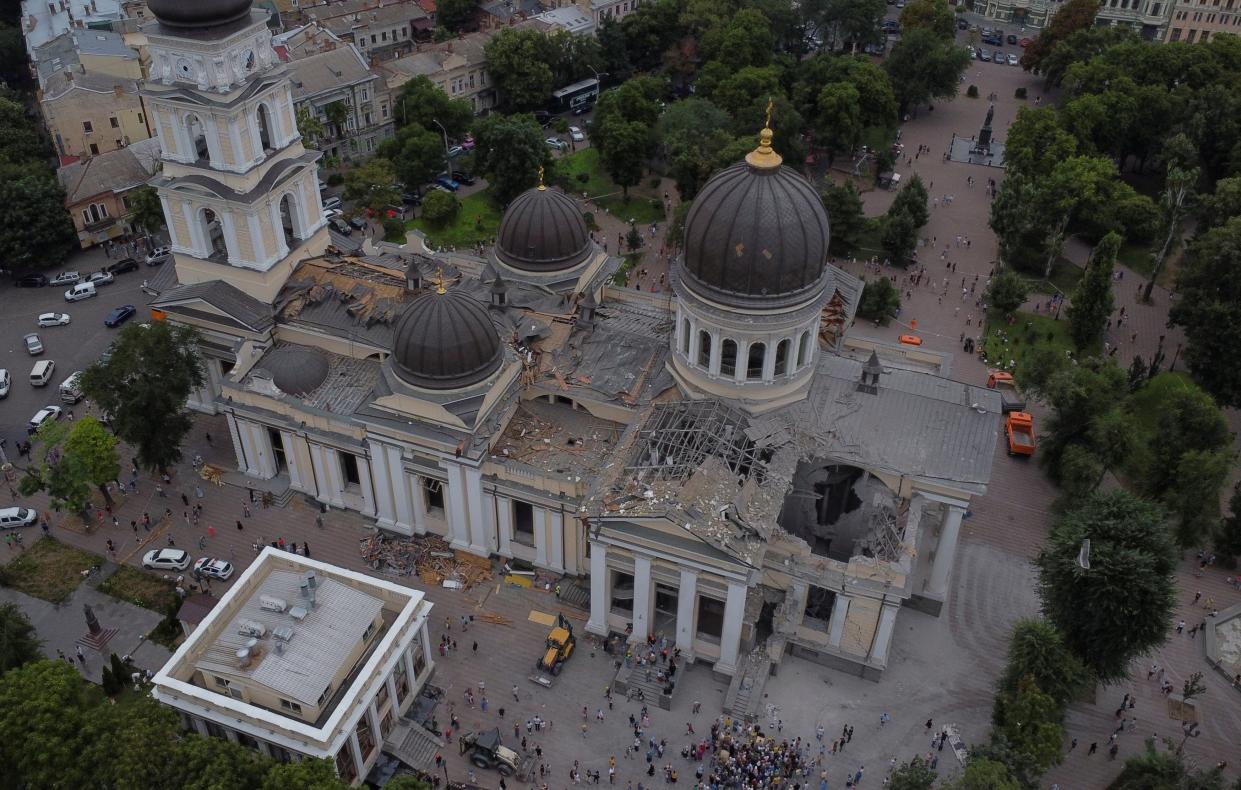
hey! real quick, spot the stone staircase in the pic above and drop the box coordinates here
[558,578,590,611]
[723,650,771,722]
[384,718,446,772]
[611,659,676,711]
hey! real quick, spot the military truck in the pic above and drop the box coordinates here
[536,615,576,676]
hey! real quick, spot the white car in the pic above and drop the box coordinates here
[143,548,191,571]
[87,271,115,286]
[146,245,172,265]
[545,137,567,151]
[194,557,235,580]
[29,405,62,431]
[0,507,38,529]
[1008,53,1020,66]
[0,368,9,399]
[49,271,81,286]
[324,207,343,220]
[37,312,71,327]
[569,126,585,142]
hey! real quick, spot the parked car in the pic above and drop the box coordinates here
[99,341,116,365]
[461,135,475,150]
[545,137,567,150]
[49,271,81,286]
[435,174,460,191]
[23,333,43,355]
[194,557,235,580]
[349,216,368,231]
[449,170,475,186]
[146,245,172,266]
[569,126,585,142]
[402,192,422,206]
[330,218,352,235]
[957,17,968,30]
[0,368,9,399]
[447,145,464,158]
[979,48,992,61]
[37,313,71,327]
[14,274,47,288]
[28,405,62,431]
[322,196,342,212]
[994,53,1008,66]
[1008,52,1020,66]
[324,207,343,220]
[1019,37,1032,47]
[88,271,115,286]
[0,507,37,529]
[64,282,97,302]
[1007,33,1018,44]
[104,304,136,328]
[143,548,190,571]
[106,257,140,275]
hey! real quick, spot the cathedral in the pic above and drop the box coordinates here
[141,0,1001,689]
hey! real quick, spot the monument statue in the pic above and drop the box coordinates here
[84,603,101,635]
[976,103,995,153]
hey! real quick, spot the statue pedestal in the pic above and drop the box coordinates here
[77,627,118,652]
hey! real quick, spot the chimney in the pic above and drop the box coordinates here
[405,259,423,291]
[857,350,882,395]
[490,273,507,306]
[578,289,596,323]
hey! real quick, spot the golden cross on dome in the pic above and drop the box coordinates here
[745,96,782,169]
[537,165,546,191]
[764,97,774,129]
[433,266,447,295]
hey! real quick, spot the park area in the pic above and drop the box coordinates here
[0,539,102,604]
[409,191,501,249]
[96,566,179,613]
[554,148,665,224]
[979,310,1075,376]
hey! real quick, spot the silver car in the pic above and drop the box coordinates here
[37,313,71,327]
[143,548,191,571]
[23,333,43,355]
[49,271,80,286]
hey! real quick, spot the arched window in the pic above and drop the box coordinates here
[257,103,274,151]
[747,342,765,380]
[720,339,738,377]
[797,330,811,368]
[697,330,712,368]
[681,318,691,355]
[774,339,790,376]
[186,113,208,161]
[279,193,300,246]
[200,207,227,259]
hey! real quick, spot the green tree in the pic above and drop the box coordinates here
[170,734,272,790]
[807,0,886,51]
[295,104,324,146]
[1002,107,1078,180]
[436,0,476,32]
[880,209,918,264]
[80,322,205,472]
[619,0,681,72]
[18,417,119,514]
[1021,0,1102,74]
[598,118,651,198]
[1142,159,1198,303]
[889,756,937,790]
[858,278,901,323]
[1034,156,1124,279]
[591,75,664,154]
[1067,231,1118,353]
[899,0,956,39]
[657,98,737,199]
[986,268,1031,317]
[996,680,1065,773]
[259,757,351,790]
[1215,482,1241,567]
[379,125,448,193]
[596,17,633,82]
[385,777,434,790]
[1163,448,1233,548]
[0,174,77,273]
[1146,387,1231,499]
[0,660,93,788]
[1039,360,1130,488]
[127,185,166,237]
[1107,738,1228,789]
[0,603,41,673]
[883,26,971,114]
[471,113,549,205]
[1036,490,1177,683]
[485,28,555,112]
[940,758,1022,790]
[421,189,459,227]
[814,82,862,157]
[820,180,866,255]
[343,157,401,216]
[995,619,1089,717]
[1199,175,1241,230]
[1170,217,1241,407]
[699,8,774,71]
[392,76,473,138]
[889,174,930,229]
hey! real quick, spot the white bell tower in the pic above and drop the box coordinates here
[141,1,329,303]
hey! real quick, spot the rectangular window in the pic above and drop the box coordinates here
[83,120,93,133]
[279,698,303,714]
[109,116,119,128]
[381,31,388,41]
[696,596,724,640]
[362,88,369,101]
[138,112,144,125]
[89,143,99,155]
[341,453,361,486]
[363,620,377,641]
[318,685,333,706]
[512,500,535,546]
[371,34,377,44]
[423,477,444,512]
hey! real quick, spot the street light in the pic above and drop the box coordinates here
[432,118,450,172]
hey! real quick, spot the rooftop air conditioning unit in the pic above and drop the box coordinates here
[238,619,267,638]
[289,606,309,621]
[259,595,289,613]
[272,626,294,643]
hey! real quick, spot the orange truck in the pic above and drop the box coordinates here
[1005,412,1037,456]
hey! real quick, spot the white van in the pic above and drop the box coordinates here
[0,507,37,529]
[30,359,56,387]
[0,368,10,399]
[59,371,83,403]
[65,281,97,302]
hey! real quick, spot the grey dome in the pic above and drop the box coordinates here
[496,186,592,272]
[392,290,502,390]
[680,160,830,307]
[148,0,252,28]
[261,346,328,396]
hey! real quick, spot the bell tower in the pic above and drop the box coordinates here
[141,0,329,303]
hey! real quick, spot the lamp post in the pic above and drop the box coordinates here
[432,118,450,172]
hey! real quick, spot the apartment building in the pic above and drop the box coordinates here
[1165,0,1241,40]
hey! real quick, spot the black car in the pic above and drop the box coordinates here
[104,304,136,328]
[957,18,969,30]
[15,274,48,287]
[450,170,476,186]
[106,257,139,275]
[1007,33,1018,44]
[330,218,353,235]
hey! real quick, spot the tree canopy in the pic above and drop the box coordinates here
[1036,490,1177,682]
[1067,231,1118,353]
[392,76,473,138]
[471,114,549,205]
[80,322,205,472]
[1169,217,1241,407]
[883,26,971,114]
[0,603,41,674]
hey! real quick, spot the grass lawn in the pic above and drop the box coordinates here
[1027,257,1084,296]
[0,538,102,603]
[555,148,665,224]
[1116,238,1180,288]
[96,565,180,613]
[410,190,502,249]
[849,219,885,259]
[980,309,1076,379]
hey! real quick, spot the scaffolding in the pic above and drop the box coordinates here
[624,400,767,483]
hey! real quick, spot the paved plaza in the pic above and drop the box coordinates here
[2,46,1240,790]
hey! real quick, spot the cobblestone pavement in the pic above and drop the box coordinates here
[2,62,1239,790]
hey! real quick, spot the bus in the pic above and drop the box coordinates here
[551,78,599,114]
